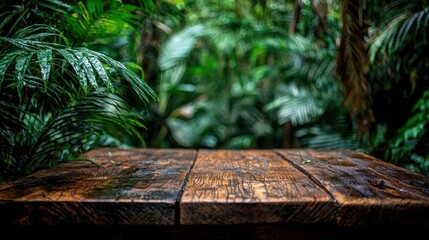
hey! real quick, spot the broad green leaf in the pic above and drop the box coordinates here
[0,53,17,89]
[75,51,98,91]
[37,49,52,83]
[87,55,114,92]
[15,53,33,100]
[58,49,88,92]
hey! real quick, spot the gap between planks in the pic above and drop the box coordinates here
[273,149,339,206]
[179,149,337,225]
[175,149,199,225]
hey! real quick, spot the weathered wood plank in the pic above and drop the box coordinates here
[180,150,336,224]
[0,148,196,225]
[3,224,427,240]
[276,149,429,227]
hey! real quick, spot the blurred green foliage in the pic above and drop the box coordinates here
[146,0,359,150]
[142,0,429,176]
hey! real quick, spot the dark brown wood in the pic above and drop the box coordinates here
[180,150,336,224]
[0,148,196,225]
[276,149,429,227]
[3,224,427,240]
[1,148,429,232]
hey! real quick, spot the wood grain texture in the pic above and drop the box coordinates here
[180,150,336,224]
[276,149,429,227]
[0,148,196,225]
[2,148,429,229]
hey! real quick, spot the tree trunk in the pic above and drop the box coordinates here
[288,0,301,34]
[311,0,328,38]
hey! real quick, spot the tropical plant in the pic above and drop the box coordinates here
[334,0,429,175]
[0,0,158,182]
[364,0,429,174]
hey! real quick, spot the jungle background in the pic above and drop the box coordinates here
[1,0,428,183]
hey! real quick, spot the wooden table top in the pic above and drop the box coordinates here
[0,148,428,228]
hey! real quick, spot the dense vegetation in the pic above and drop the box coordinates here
[1,0,428,182]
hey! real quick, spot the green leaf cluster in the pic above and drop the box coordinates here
[0,0,158,182]
[366,0,429,174]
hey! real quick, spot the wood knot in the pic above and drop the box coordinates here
[370,180,385,187]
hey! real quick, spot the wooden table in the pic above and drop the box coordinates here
[0,148,428,239]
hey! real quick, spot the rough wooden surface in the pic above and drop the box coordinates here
[276,149,429,227]
[0,148,429,230]
[180,150,335,224]
[0,148,196,225]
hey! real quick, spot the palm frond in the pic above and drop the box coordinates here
[251,35,336,85]
[336,0,374,136]
[295,113,360,149]
[33,0,73,14]
[158,24,205,70]
[86,48,158,102]
[298,129,359,149]
[64,0,141,44]
[156,25,205,113]
[1,90,146,179]
[0,0,73,37]
[0,23,157,182]
[369,3,429,61]
[0,25,157,103]
[0,6,22,35]
[264,84,324,126]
